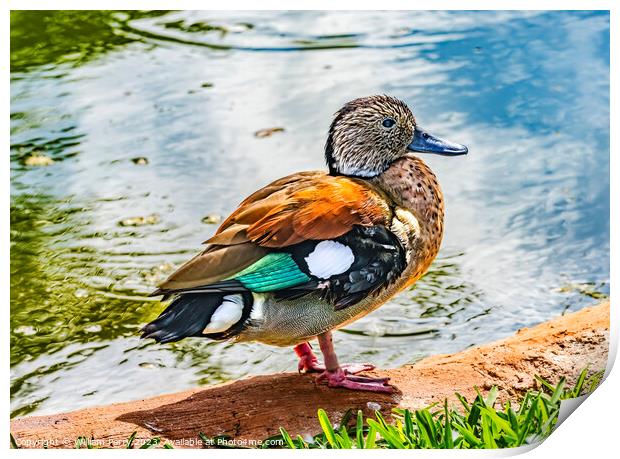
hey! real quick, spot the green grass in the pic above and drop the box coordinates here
[9,368,603,449]
[273,368,603,449]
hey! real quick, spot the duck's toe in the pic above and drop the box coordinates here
[340,362,376,374]
[299,360,375,375]
[316,367,394,393]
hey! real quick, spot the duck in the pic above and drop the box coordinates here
[142,95,467,393]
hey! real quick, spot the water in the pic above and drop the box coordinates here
[10,10,610,418]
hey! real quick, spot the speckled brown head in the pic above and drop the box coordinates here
[325,95,467,178]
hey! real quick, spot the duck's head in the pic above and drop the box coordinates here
[325,95,467,178]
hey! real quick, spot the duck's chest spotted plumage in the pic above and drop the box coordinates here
[371,154,445,283]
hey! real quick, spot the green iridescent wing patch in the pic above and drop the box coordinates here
[231,252,310,292]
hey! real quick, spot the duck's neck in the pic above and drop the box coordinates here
[370,154,445,251]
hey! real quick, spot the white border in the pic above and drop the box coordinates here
[1,0,617,11]
[4,1,616,457]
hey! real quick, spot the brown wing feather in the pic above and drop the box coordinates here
[212,171,323,237]
[211,171,392,248]
[157,243,268,291]
[159,171,391,291]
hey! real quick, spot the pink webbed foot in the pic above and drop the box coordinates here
[301,361,376,375]
[316,367,394,393]
[295,334,394,392]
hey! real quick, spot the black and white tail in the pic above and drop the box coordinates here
[141,292,252,343]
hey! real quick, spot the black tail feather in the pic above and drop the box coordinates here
[141,293,225,343]
[148,280,247,298]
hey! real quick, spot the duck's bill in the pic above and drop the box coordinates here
[407,127,468,156]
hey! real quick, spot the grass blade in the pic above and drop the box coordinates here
[443,399,454,449]
[480,407,517,442]
[454,392,471,413]
[415,409,438,448]
[550,378,566,404]
[279,427,297,449]
[517,397,540,445]
[484,386,499,408]
[571,369,588,397]
[452,423,481,448]
[10,434,19,449]
[481,415,498,448]
[139,438,160,448]
[126,431,137,449]
[356,410,365,448]
[317,409,338,448]
[365,424,377,449]
[198,432,211,448]
[366,419,402,448]
[403,409,415,445]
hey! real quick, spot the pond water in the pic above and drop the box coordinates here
[10,10,609,418]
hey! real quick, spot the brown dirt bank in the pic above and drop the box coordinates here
[11,300,610,449]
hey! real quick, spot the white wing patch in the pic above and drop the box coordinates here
[304,240,355,279]
[203,294,243,333]
[250,294,265,321]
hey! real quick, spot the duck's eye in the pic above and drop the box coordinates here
[382,118,396,128]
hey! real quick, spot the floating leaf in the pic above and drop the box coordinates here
[254,127,285,138]
[131,157,149,165]
[13,325,37,336]
[201,214,222,224]
[24,154,54,166]
[119,213,160,227]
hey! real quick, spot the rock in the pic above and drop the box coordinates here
[366,402,382,411]
[131,157,149,165]
[119,214,160,227]
[254,127,285,138]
